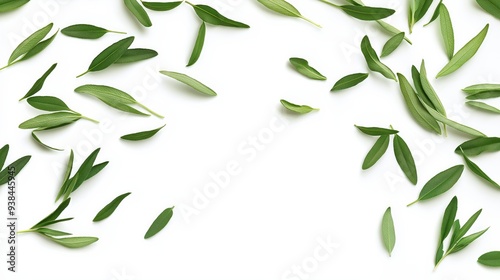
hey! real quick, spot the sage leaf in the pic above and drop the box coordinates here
[460,148,500,189]
[0,145,8,170]
[355,125,398,136]
[121,124,165,141]
[44,236,98,248]
[436,24,489,78]
[61,24,126,39]
[381,207,396,256]
[0,0,29,13]
[466,101,500,114]
[435,196,458,265]
[477,0,500,19]
[187,22,206,67]
[0,155,31,185]
[361,36,397,81]
[145,206,174,239]
[35,228,72,237]
[289,57,327,80]
[439,4,454,60]
[478,251,500,267]
[463,83,500,94]
[397,73,441,134]
[114,48,158,63]
[32,130,64,151]
[381,32,405,57]
[393,134,417,184]
[331,73,368,91]
[256,0,321,27]
[187,2,249,28]
[19,112,82,129]
[20,63,57,100]
[159,71,217,96]
[408,165,464,206]
[362,135,389,170]
[77,36,135,77]
[124,0,152,27]
[142,1,183,11]
[93,192,131,222]
[19,29,58,62]
[27,96,74,112]
[455,137,500,156]
[32,198,71,229]
[280,99,318,114]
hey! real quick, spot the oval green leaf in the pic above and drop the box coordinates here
[466,101,500,114]
[381,207,396,256]
[408,165,464,206]
[46,236,99,248]
[142,1,183,11]
[362,135,389,170]
[124,0,152,27]
[187,22,206,67]
[289,57,327,80]
[145,206,174,239]
[19,29,58,63]
[393,134,417,184]
[27,96,74,112]
[61,24,125,39]
[478,251,500,267]
[340,5,395,21]
[121,124,165,141]
[114,48,158,64]
[439,4,454,60]
[20,63,57,100]
[455,137,500,156]
[280,99,318,114]
[7,22,53,65]
[19,112,81,129]
[160,70,217,96]
[93,192,131,222]
[331,73,368,91]
[0,0,29,13]
[381,32,404,57]
[463,83,500,94]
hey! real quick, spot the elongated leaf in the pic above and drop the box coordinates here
[188,3,249,28]
[27,96,74,112]
[87,162,109,181]
[411,66,433,108]
[331,73,368,91]
[362,135,389,170]
[0,144,9,171]
[436,196,458,264]
[439,4,454,60]
[460,149,500,189]
[19,112,81,129]
[289,57,327,80]
[478,251,500,267]
[453,209,482,245]
[436,24,489,78]
[466,91,500,100]
[31,130,63,151]
[361,36,397,81]
[257,0,321,27]
[477,0,500,19]
[145,206,174,239]
[393,134,417,184]
[20,63,57,100]
[71,148,101,192]
[0,155,31,185]
[450,219,461,247]
[425,1,442,26]
[121,124,165,141]
[381,207,396,256]
[32,198,71,229]
[160,71,217,96]
[397,73,441,134]
[408,165,464,206]
[61,24,125,39]
[19,29,58,62]
[35,228,72,237]
[35,217,73,228]
[93,192,131,222]
[381,32,404,57]
[56,150,74,201]
[450,228,489,253]
[280,99,318,114]
[455,137,500,156]
[78,36,134,77]
[467,101,500,114]
[355,125,398,136]
[339,5,395,21]
[114,48,158,63]
[187,22,206,67]
[142,1,183,11]
[0,0,29,13]
[463,83,500,94]
[420,61,446,116]
[124,0,152,27]
[45,236,98,248]
[7,23,52,64]
[62,174,79,201]
[414,0,433,22]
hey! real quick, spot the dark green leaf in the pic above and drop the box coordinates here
[27,96,74,112]
[289,57,327,80]
[439,4,454,60]
[32,198,71,229]
[124,0,152,27]
[414,0,433,22]
[114,48,158,64]
[187,22,206,67]
[408,165,464,206]
[435,196,458,265]
[20,63,57,100]
[331,73,368,91]
[61,24,125,39]
[142,1,183,11]
[355,125,398,136]
[188,3,249,28]
[393,134,417,184]
[0,0,29,13]
[450,228,489,253]
[411,66,434,108]
[381,32,404,57]
[362,135,389,170]
[0,155,31,185]
[121,124,165,141]
[478,251,500,267]
[87,162,109,181]
[280,99,318,114]
[160,71,217,96]
[93,192,131,222]
[425,1,443,26]
[452,209,482,245]
[145,206,174,239]
[19,112,81,129]
[381,207,396,256]
[455,137,500,156]
[35,218,73,228]
[460,148,500,189]
[420,60,446,116]
[71,148,101,193]
[477,0,500,19]
[361,36,397,81]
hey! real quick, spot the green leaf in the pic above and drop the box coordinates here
[44,236,99,248]
[61,24,126,39]
[187,2,249,28]
[93,192,131,222]
[460,148,500,189]
[32,198,71,229]
[35,218,73,228]
[393,134,417,184]
[256,0,321,27]
[478,251,500,267]
[0,0,29,13]
[425,0,443,26]
[450,228,489,253]
[361,36,397,81]
[0,144,9,171]
[19,112,81,129]
[8,23,52,64]
[381,32,405,57]
[187,22,206,67]
[466,101,500,114]
[455,137,500,156]
[411,66,433,108]
[381,207,396,256]
[159,71,217,96]
[337,4,395,21]
[435,196,458,264]
[114,48,158,64]
[27,96,74,112]
[142,1,183,11]
[419,61,446,116]
[463,83,500,94]
[477,0,500,19]
[87,162,109,181]
[453,209,482,245]
[0,155,31,185]
[62,174,79,201]
[145,206,174,239]
[19,29,58,62]
[355,125,398,136]
[408,165,464,206]
[71,148,101,193]
[121,124,165,141]
[414,0,433,23]
[31,130,64,151]
[466,91,500,100]
[77,36,135,77]
[280,99,318,114]
[124,0,152,27]
[35,228,72,237]
[362,135,389,170]
[20,63,57,100]
[439,4,454,60]
[331,73,368,91]
[436,24,489,78]
[56,150,74,201]
[289,57,327,80]
[397,73,441,134]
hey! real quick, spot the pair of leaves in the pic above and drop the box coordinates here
[360,36,397,81]
[0,23,57,71]
[93,192,131,222]
[320,0,395,21]
[463,83,500,100]
[75,84,164,118]
[381,207,396,256]
[61,24,126,39]
[0,145,31,186]
[121,124,165,141]
[408,0,433,33]
[160,71,217,96]
[331,73,369,91]
[256,0,321,27]
[145,206,174,239]
[408,165,464,206]
[289,58,326,80]
[280,99,318,114]
[477,0,500,19]
[456,137,500,156]
[0,0,29,13]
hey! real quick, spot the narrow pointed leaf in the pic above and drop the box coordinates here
[414,0,433,22]
[477,0,500,19]
[142,1,183,11]
[478,252,500,267]
[62,174,79,201]
[381,32,405,57]
[0,156,31,185]
[436,196,458,264]
[187,22,206,67]
[32,198,71,229]
[160,71,217,96]
[19,29,58,62]
[78,36,134,77]
[466,91,500,100]
[114,48,158,63]
[409,165,464,206]
[19,112,81,129]
[411,66,433,108]
[450,228,489,253]
[420,61,446,116]
[121,124,165,141]
[56,150,74,201]
[361,36,397,81]
[20,63,57,100]
[381,207,396,256]
[93,192,131,222]
[124,0,152,27]
[35,228,72,237]
[71,148,101,192]
[362,135,389,170]
[31,130,64,151]
[331,73,368,91]
[289,57,326,80]
[460,149,500,189]
[280,99,318,114]
[0,0,29,13]
[450,220,461,246]
[439,4,454,60]
[256,0,321,27]
[0,144,9,171]
[393,134,417,184]
[463,83,500,94]
[455,137,500,156]
[86,162,109,181]
[45,236,99,248]
[454,209,482,243]
[8,23,52,64]
[144,206,174,239]
[467,101,500,114]
[355,125,398,136]
[188,3,249,28]
[27,96,74,112]
[339,5,395,21]
[425,1,442,26]
[62,24,124,39]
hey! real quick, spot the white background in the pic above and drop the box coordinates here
[1,0,500,279]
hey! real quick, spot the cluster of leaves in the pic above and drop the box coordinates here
[0,145,31,186]
[462,84,500,114]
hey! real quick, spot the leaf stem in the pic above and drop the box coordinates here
[107,30,127,35]
[318,0,340,8]
[0,64,10,71]
[407,199,419,207]
[299,15,322,28]
[434,251,450,270]
[185,1,194,6]
[17,229,36,234]
[80,115,100,123]
[76,70,89,78]
[137,103,164,119]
